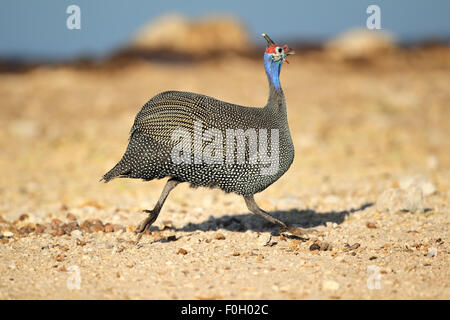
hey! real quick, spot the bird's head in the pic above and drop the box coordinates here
[262,33,295,64]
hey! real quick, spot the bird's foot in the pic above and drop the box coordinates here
[281,225,318,238]
[135,209,159,244]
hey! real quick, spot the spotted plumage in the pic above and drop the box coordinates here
[102,34,310,240]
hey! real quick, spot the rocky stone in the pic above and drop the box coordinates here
[427,247,437,258]
[399,175,436,196]
[325,29,397,61]
[376,186,424,213]
[131,14,249,58]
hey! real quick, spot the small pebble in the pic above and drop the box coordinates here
[18,225,35,236]
[91,222,105,232]
[112,245,125,254]
[2,231,14,238]
[104,223,115,233]
[177,248,188,255]
[18,214,29,221]
[66,213,77,221]
[326,222,338,229]
[215,233,226,240]
[34,224,45,234]
[343,243,360,252]
[71,230,82,238]
[309,240,331,251]
[258,233,273,247]
[320,242,331,251]
[427,247,437,258]
[76,238,87,246]
[51,219,63,227]
[366,222,377,229]
[113,224,125,232]
[52,228,65,236]
[289,239,301,251]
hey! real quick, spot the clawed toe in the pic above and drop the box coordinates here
[284,225,317,237]
[135,220,149,234]
[134,209,160,244]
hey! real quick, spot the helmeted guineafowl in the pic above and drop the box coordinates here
[102,33,311,241]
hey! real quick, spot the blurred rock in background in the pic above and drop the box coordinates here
[325,29,397,61]
[127,14,250,59]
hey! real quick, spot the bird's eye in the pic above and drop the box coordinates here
[277,47,283,53]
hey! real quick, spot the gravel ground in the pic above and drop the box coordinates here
[0,48,449,299]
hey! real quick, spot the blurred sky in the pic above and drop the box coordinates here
[1,0,449,61]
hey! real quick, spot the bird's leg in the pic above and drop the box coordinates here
[243,195,315,237]
[135,178,180,243]
[244,195,288,230]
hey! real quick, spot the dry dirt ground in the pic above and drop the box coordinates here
[0,48,449,299]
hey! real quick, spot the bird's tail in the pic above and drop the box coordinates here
[100,160,131,183]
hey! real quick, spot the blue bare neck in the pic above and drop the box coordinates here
[264,52,283,91]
